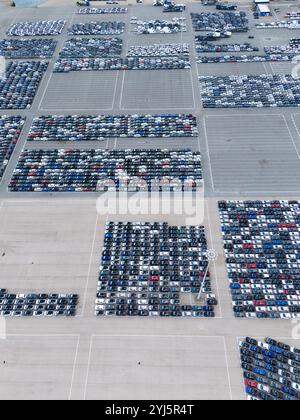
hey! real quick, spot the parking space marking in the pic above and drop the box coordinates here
[119,71,126,111]
[83,334,94,401]
[38,69,54,111]
[0,333,80,401]
[39,71,119,112]
[282,114,300,160]
[222,336,233,400]
[235,336,248,401]
[68,335,81,400]
[205,113,286,118]
[189,69,197,110]
[202,117,216,193]
[291,114,300,157]
[80,211,99,318]
[112,70,120,111]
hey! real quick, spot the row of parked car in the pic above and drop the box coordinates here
[0,116,25,181]
[130,17,186,34]
[195,42,258,53]
[240,337,300,400]
[0,38,57,59]
[127,43,190,57]
[197,53,295,63]
[191,11,248,32]
[0,289,78,317]
[54,56,191,72]
[257,21,300,30]
[219,201,300,319]
[0,61,48,110]
[265,38,300,54]
[96,222,217,317]
[77,7,128,14]
[59,37,123,58]
[9,149,202,192]
[27,114,198,141]
[68,21,125,35]
[200,75,300,108]
[6,20,66,36]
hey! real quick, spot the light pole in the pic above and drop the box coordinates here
[197,249,218,301]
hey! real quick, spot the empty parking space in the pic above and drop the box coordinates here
[0,335,78,400]
[40,72,118,111]
[271,62,294,75]
[85,335,230,400]
[70,13,128,25]
[292,113,300,139]
[8,6,74,22]
[0,200,97,295]
[114,136,200,151]
[205,114,300,193]
[256,30,292,46]
[198,62,268,77]
[121,70,195,110]
[127,33,189,48]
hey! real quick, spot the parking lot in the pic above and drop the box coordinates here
[1,0,300,400]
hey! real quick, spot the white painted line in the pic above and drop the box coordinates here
[122,107,196,111]
[68,335,81,401]
[222,336,233,401]
[202,116,216,193]
[189,68,196,110]
[5,333,79,337]
[119,70,126,110]
[282,114,300,160]
[111,71,120,110]
[38,71,53,111]
[291,114,300,157]
[80,212,99,318]
[83,334,94,401]
[205,113,286,118]
[91,334,224,338]
[39,71,118,112]
[83,334,227,400]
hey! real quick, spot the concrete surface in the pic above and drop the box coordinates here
[0,1,300,401]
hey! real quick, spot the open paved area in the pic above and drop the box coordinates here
[1,0,300,400]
